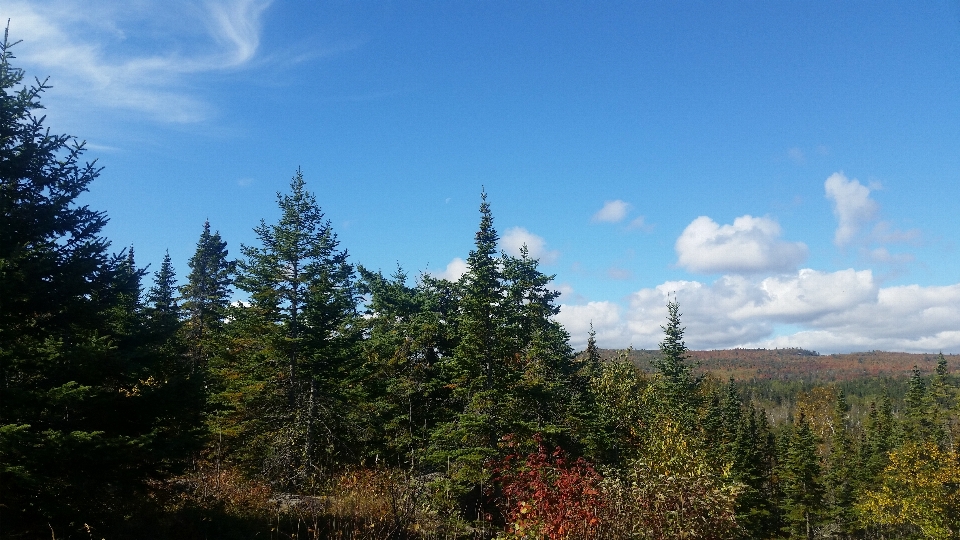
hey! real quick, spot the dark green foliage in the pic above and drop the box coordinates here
[7,28,960,537]
[825,390,856,537]
[859,395,894,489]
[903,365,942,445]
[780,413,824,539]
[358,266,455,468]
[732,406,780,538]
[148,251,179,316]
[0,35,199,536]
[180,220,234,371]
[653,299,701,421]
[229,168,362,488]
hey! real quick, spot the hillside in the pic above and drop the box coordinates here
[603,347,958,382]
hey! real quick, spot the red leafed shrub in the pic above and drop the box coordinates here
[492,435,605,539]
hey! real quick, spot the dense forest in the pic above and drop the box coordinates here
[5,35,960,540]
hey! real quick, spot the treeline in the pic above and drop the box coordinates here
[5,36,960,540]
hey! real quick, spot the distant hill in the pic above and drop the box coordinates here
[600,348,959,383]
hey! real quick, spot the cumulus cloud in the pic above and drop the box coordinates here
[3,0,273,122]
[432,258,468,281]
[557,270,960,354]
[825,172,879,247]
[675,215,808,274]
[555,301,625,351]
[592,200,631,223]
[500,227,559,264]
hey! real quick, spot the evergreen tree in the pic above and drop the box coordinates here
[653,299,701,422]
[358,266,455,469]
[859,396,894,490]
[429,191,508,491]
[147,250,180,323]
[180,220,234,371]
[780,412,824,539]
[581,322,602,376]
[427,192,584,527]
[904,365,942,445]
[234,168,361,486]
[731,406,780,538]
[0,35,197,536]
[824,389,855,537]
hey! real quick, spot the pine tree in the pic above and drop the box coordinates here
[430,191,507,490]
[427,192,585,527]
[0,34,197,536]
[731,406,780,538]
[582,322,602,375]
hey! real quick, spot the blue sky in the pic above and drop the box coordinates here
[6,0,960,353]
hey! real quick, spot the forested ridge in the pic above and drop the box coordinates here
[5,35,960,540]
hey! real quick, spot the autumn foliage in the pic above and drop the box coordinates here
[493,435,605,539]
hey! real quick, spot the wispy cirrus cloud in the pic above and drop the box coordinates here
[3,0,273,123]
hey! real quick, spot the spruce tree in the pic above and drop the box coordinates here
[653,299,701,422]
[824,389,855,537]
[358,266,454,468]
[431,191,505,473]
[180,220,234,371]
[0,34,197,536]
[904,365,942,445]
[859,396,894,490]
[780,412,825,539]
[234,168,361,486]
[147,250,180,323]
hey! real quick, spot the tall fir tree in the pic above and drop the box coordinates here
[358,266,456,469]
[430,191,507,489]
[859,395,894,490]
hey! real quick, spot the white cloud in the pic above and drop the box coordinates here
[3,0,272,122]
[825,172,878,247]
[675,215,808,274]
[500,227,559,264]
[592,200,631,223]
[431,257,468,281]
[558,270,960,354]
[556,301,625,351]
